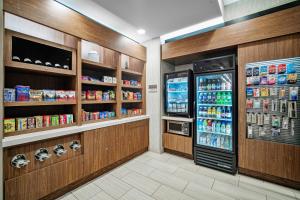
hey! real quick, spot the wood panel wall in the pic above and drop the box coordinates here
[3,0,146,61]
[4,119,149,200]
[163,133,192,156]
[162,6,300,62]
[238,33,300,187]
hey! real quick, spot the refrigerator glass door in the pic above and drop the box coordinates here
[195,73,233,151]
[166,77,189,114]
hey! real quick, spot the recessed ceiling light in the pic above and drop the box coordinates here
[137,29,146,35]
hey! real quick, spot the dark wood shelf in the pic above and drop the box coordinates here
[121,84,142,89]
[82,59,116,70]
[4,100,76,107]
[121,69,142,76]
[82,117,117,124]
[5,61,76,76]
[122,100,143,103]
[82,80,117,87]
[82,100,117,105]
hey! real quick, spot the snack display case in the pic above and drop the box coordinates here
[245,57,300,145]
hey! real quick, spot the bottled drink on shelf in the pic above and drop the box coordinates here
[212,120,216,132]
[207,119,212,132]
[226,122,231,135]
[216,107,221,118]
[221,122,226,133]
[221,106,226,119]
[211,107,216,118]
[203,119,207,131]
[207,92,212,104]
[198,119,203,132]
[211,92,216,104]
[217,136,221,147]
[199,78,203,90]
[202,92,207,104]
[227,92,232,105]
[216,121,221,133]
[226,107,232,119]
[216,92,221,104]
[226,81,231,90]
[221,92,226,104]
[211,79,216,90]
[207,107,212,117]
[207,79,211,91]
[216,79,221,90]
[204,107,208,117]
[221,81,226,90]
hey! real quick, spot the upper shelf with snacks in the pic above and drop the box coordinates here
[5,30,77,76]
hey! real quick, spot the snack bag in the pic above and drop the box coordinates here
[16,118,27,131]
[56,90,67,101]
[268,65,276,74]
[278,75,287,84]
[51,115,59,126]
[253,99,261,109]
[263,99,269,112]
[252,76,260,85]
[59,115,67,125]
[246,88,253,97]
[253,88,260,97]
[4,118,15,133]
[246,99,253,109]
[15,85,30,101]
[289,87,299,101]
[30,90,43,101]
[246,68,253,77]
[268,75,276,85]
[253,67,260,76]
[287,74,297,84]
[287,63,296,74]
[43,115,51,127]
[270,88,278,96]
[4,88,15,102]
[279,87,286,99]
[260,76,268,85]
[95,91,103,101]
[260,88,269,97]
[278,64,286,74]
[246,77,253,86]
[260,66,268,76]
[43,90,56,101]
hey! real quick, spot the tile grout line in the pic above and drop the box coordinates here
[210,178,216,190]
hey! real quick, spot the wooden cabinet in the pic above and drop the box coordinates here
[163,133,192,156]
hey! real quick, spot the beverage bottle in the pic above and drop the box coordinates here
[203,119,207,131]
[216,121,221,133]
[207,119,212,132]
[226,107,232,119]
[199,93,203,103]
[208,92,212,104]
[226,81,231,90]
[217,136,221,147]
[216,92,221,104]
[212,107,216,118]
[226,122,231,135]
[198,106,202,117]
[202,92,207,104]
[221,106,226,118]
[221,122,226,133]
[221,136,225,148]
[207,107,211,117]
[211,92,216,104]
[211,79,216,90]
[203,79,207,90]
[199,78,203,90]
[198,119,203,132]
[207,79,211,91]
[227,92,232,105]
[216,79,221,90]
[212,120,216,132]
[221,80,226,90]
[216,107,221,118]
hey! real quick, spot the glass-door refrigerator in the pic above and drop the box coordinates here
[193,55,237,174]
[165,70,193,118]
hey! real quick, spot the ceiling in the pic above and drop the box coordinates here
[57,0,223,43]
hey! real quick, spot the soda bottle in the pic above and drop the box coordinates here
[221,122,226,133]
[226,81,231,90]
[211,92,216,104]
[216,79,221,90]
[207,79,211,91]
[203,119,207,131]
[217,136,221,147]
[216,107,221,118]
[216,121,221,133]
[211,107,216,118]
[199,78,203,90]
[203,79,207,90]
[207,92,211,104]
[216,92,221,104]
[221,80,226,90]
[212,120,216,132]
[226,122,231,135]
[198,119,203,132]
[211,79,216,90]
[227,92,232,105]
[202,92,206,104]
[207,119,212,132]
[207,107,211,117]
[226,107,232,119]
[221,107,226,118]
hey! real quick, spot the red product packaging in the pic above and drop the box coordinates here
[43,115,51,127]
[278,64,286,74]
[59,114,67,125]
[86,90,96,100]
[268,65,276,74]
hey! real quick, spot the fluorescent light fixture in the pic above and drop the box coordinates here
[137,29,146,35]
[160,16,224,44]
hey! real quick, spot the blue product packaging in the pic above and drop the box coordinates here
[253,67,260,76]
[100,112,104,119]
[287,63,296,74]
[260,66,268,76]
[278,74,287,84]
[246,88,253,97]
[246,68,253,77]
[252,76,260,85]
[4,88,15,102]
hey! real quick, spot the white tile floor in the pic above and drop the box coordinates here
[57,151,300,200]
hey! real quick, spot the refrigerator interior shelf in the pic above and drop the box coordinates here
[197,130,232,136]
[167,90,188,93]
[197,117,232,121]
[197,90,232,92]
[197,104,232,107]
[168,81,188,84]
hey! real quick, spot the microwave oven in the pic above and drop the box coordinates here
[167,121,191,136]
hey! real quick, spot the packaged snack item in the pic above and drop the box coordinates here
[35,116,43,128]
[15,85,30,101]
[102,92,109,101]
[257,113,263,125]
[43,115,51,127]
[95,91,103,101]
[278,64,286,74]
[16,118,27,131]
[29,90,43,101]
[291,119,295,136]
[260,76,268,85]
[271,128,280,137]
[51,115,59,126]
[268,75,276,85]
[252,88,259,97]
[270,88,278,96]
[260,66,268,75]
[280,100,287,113]
[260,88,269,97]
[253,99,261,109]
[263,99,269,112]
[272,115,281,127]
[246,77,253,86]
[259,126,267,136]
[263,114,270,125]
[66,114,74,124]
[251,113,257,124]
[287,63,296,74]
[109,91,116,100]
[56,90,67,101]
[252,76,260,85]
[65,91,76,100]
[268,65,276,74]
[59,114,67,125]
[86,90,96,100]
[287,74,297,84]
[246,88,253,97]
[100,112,104,119]
[246,99,253,109]
[271,100,278,112]
[27,117,35,129]
[4,118,15,133]
[282,117,289,129]
[278,75,287,84]
[247,125,253,138]
[4,88,15,102]
[289,87,299,101]
[279,87,286,99]
[43,90,56,101]
[246,68,253,77]
[82,91,86,100]
[288,101,297,118]
[112,77,117,84]
[253,67,260,76]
